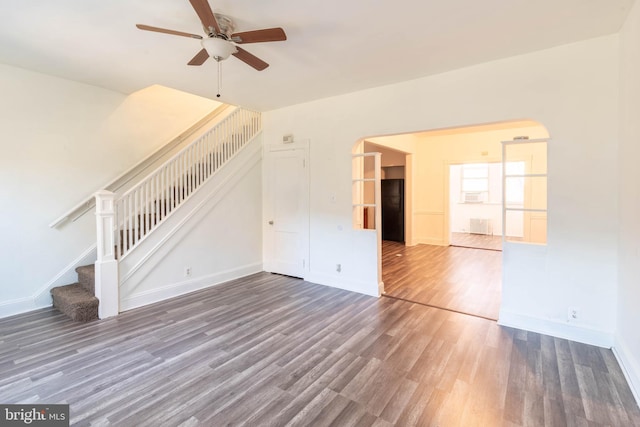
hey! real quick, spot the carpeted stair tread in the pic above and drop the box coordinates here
[51,284,98,322]
[75,265,95,293]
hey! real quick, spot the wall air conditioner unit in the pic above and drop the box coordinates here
[464,192,483,203]
[470,218,490,235]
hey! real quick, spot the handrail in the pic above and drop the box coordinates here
[112,107,261,259]
[49,104,233,228]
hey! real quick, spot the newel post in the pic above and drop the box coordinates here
[95,190,119,319]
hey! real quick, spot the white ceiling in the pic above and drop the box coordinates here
[0,0,634,111]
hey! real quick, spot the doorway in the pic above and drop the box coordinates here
[360,121,548,320]
[449,162,503,251]
[381,179,405,243]
[362,141,411,244]
[263,144,309,279]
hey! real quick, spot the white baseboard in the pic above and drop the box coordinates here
[498,309,614,348]
[0,296,47,319]
[613,335,640,408]
[33,245,97,305]
[0,245,97,319]
[305,272,379,297]
[120,262,263,312]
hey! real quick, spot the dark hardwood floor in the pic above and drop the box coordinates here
[383,241,502,320]
[1,272,639,426]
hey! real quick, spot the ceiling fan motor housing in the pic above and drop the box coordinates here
[208,13,235,38]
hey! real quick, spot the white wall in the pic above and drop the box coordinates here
[0,64,220,317]
[616,0,640,404]
[264,34,620,347]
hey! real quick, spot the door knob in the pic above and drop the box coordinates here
[268,220,274,225]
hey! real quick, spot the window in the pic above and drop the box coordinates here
[462,163,488,202]
[502,140,547,244]
[504,161,525,205]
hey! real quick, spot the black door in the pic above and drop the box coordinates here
[381,179,404,242]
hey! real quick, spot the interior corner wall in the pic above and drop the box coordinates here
[616,0,640,404]
[263,34,620,346]
[0,64,220,317]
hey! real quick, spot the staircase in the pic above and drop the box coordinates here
[50,265,97,322]
[49,107,261,321]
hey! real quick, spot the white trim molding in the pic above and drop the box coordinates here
[0,296,42,319]
[498,309,614,348]
[305,272,380,297]
[613,335,640,407]
[34,244,97,304]
[0,245,98,319]
[120,262,263,312]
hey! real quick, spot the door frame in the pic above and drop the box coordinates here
[263,140,310,279]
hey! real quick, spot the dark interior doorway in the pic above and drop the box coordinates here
[381,179,405,242]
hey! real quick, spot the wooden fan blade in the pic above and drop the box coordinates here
[231,27,287,44]
[232,46,269,71]
[136,24,202,39]
[188,0,220,34]
[188,48,210,66]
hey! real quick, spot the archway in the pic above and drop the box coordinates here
[352,119,549,319]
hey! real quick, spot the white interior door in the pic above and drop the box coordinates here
[264,146,308,278]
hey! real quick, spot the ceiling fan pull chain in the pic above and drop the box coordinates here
[217,60,222,98]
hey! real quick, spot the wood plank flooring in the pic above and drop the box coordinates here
[383,241,502,320]
[450,232,503,251]
[1,273,639,426]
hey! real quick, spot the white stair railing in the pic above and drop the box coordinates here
[50,104,231,229]
[92,107,260,318]
[109,107,261,260]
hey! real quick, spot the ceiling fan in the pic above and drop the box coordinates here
[136,0,287,71]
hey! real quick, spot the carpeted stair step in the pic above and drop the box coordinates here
[76,265,95,294]
[50,284,98,322]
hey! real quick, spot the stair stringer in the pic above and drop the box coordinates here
[117,134,263,311]
[0,244,97,319]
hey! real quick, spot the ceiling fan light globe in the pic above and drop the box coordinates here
[201,37,237,61]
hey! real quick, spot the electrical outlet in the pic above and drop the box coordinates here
[184,267,192,277]
[336,264,342,273]
[568,306,579,321]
